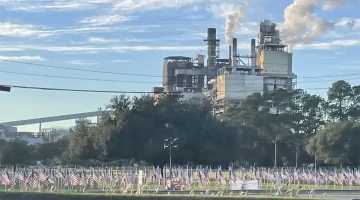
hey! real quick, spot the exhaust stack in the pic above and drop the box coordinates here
[251,39,256,67]
[206,28,217,68]
[228,45,232,65]
[288,53,293,75]
[232,38,238,67]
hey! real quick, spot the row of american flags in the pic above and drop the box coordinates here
[0,166,359,192]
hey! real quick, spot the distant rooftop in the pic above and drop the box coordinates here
[164,56,192,61]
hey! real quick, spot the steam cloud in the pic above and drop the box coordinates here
[224,2,247,45]
[281,0,353,52]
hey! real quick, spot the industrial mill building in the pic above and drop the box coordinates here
[152,20,297,114]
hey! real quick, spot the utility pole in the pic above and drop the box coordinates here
[295,145,299,168]
[274,134,279,168]
[164,137,178,189]
[315,153,317,185]
[0,85,10,92]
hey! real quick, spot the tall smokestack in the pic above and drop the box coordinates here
[228,45,232,65]
[288,53,293,75]
[251,39,256,67]
[232,38,237,67]
[207,28,217,68]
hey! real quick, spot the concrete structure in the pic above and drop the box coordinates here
[162,56,206,100]
[0,109,111,132]
[0,109,113,143]
[0,130,44,145]
[217,72,264,101]
[0,110,105,127]
[256,20,296,91]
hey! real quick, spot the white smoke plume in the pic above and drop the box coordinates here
[224,2,247,45]
[281,0,353,52]
[323,0,348,10]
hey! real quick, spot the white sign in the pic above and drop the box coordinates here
[229,180,260,190]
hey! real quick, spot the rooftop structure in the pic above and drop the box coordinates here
[256,20,296,91]
[162,55,206,100]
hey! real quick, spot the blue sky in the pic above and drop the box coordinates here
[0,0,359,131]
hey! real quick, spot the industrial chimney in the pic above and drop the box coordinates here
[251,39,256,67]
[228,45,232,65]
[232,38,238,67]
[206,28,217,68]
[288,53,293,75]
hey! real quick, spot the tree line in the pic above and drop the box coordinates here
[0,80,359,167]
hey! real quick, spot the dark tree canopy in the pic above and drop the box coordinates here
[0,80,358,167]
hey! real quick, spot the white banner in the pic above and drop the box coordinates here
[229,180,260,190]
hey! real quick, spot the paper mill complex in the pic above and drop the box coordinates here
[152,20,297,114]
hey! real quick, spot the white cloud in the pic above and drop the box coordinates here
[88,37,119,44]
[124,38,153,42]
[0,0,114,12]
[112,0,199,12]
[0,22,116,38]
[111,60,133,63]
[0,21,162,38]
[0,47,24,51]
[186,15,204,20]
[9,44,206,53]
[233,22,259,36]
[295,39,360,50]
[67,60,98,65]
[0,0,243,14]
[79,14,131,26]
[0,22,52,37]
[0,55,44,61]
[335,18,360,30]
[207,3,238,18]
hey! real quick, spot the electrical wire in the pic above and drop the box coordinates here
[2,58,360,80]
[5,84,175,94]
[0,70,160,84]
[1,69,360,85]
[1,84,330,94]
[0,59,162,78]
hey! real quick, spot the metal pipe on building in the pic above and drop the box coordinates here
[251,39,256,67]
[232,38,238,67]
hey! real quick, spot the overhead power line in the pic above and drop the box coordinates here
[1,69,360,86]
[0,70,160,84]
[1,84,330,94]
[5,84,174,94]
[2,58,360,80]
[0,59,162,78]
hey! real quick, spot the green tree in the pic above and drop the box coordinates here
[306,120,360,165]
[35,137,69,164]
[0,139,32,165]
[327,80,354,121]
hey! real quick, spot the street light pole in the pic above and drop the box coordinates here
[164,137,178,189]
[274,134,279,168]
